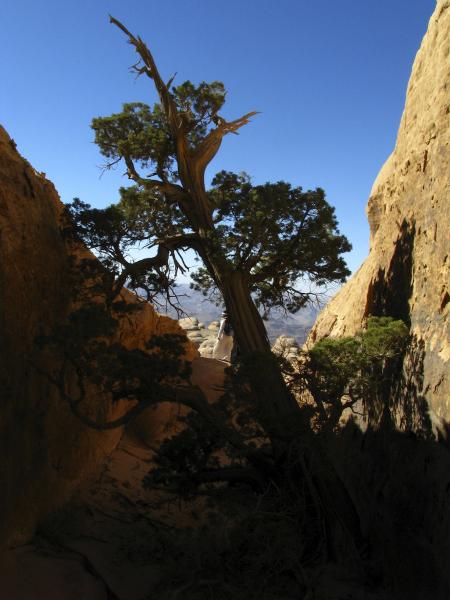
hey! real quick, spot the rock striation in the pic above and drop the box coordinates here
[309,1,450,427]
[0,125,196,546]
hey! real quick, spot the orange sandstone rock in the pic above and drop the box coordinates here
[309,1,450,428]
[0,125,197,546]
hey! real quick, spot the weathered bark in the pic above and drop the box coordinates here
[216,271,302,435]
[219,272,270,354]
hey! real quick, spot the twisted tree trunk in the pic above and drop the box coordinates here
[110,16,300,432]
[216,270,302,435]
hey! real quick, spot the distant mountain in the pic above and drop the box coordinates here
[156,283,325,345]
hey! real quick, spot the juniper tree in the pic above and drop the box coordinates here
[69,16,351,425]
[293,317,409,431]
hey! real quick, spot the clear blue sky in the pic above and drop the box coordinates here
[0,0,436,275]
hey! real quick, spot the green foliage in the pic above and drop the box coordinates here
[306,336,361,407]
[296,317,409,429]
[69,164,351,315]
[171,80,226,143]
[73,59,352,320]
[361,316,409,360]
[92,102,174,177]
[67,195,188,263]
[192,171,351,314]
[92,80,225,180]
[67,199,134,277]
[66,197,185,302]
[118,184,189,237]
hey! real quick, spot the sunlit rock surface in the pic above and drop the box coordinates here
[309,1,450,427]
[178,317,220,357]
[272,335,300,361]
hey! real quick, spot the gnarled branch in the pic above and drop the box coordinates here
[111,233,202,298]
[123,155,188,205]
[110,16,258,232]
[33,357,268,468]
[191,111,259,178]
[109,16,182,136]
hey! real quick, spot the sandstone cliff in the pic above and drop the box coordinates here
[309,1,450,428]
[0,125,196,545]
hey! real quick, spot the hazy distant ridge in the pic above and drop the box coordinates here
[157,284,322,345]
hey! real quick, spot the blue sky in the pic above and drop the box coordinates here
[0,0,436,276]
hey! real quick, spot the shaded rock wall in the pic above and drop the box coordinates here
[0,125,196,546]
[309,1,450,427]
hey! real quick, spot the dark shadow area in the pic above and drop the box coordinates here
[8,209,444,599]
[24,417,450,600]
[365,220,415,327]
[393,334,433,437]
[328,419,450,600]
[361,221,433,437]
[364,333,433,438]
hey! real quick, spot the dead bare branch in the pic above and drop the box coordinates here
[109,16,182,136]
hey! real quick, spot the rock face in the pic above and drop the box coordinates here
[178,317,220,357]
[0,125,196,546]
[309,1,450,427]
[272,335,300,362]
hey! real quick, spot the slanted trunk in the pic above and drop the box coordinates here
[217,271,301,434]
[219,272,270,355]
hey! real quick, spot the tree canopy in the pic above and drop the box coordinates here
[66,15,355,432]
[72,104,351,314]
[292,316,409,430]
[70,169,351,315]
[192,171,351,315]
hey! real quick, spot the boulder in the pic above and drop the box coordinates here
[179,317,219,356]
[178,317,199,330]
[272,335,300,359]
